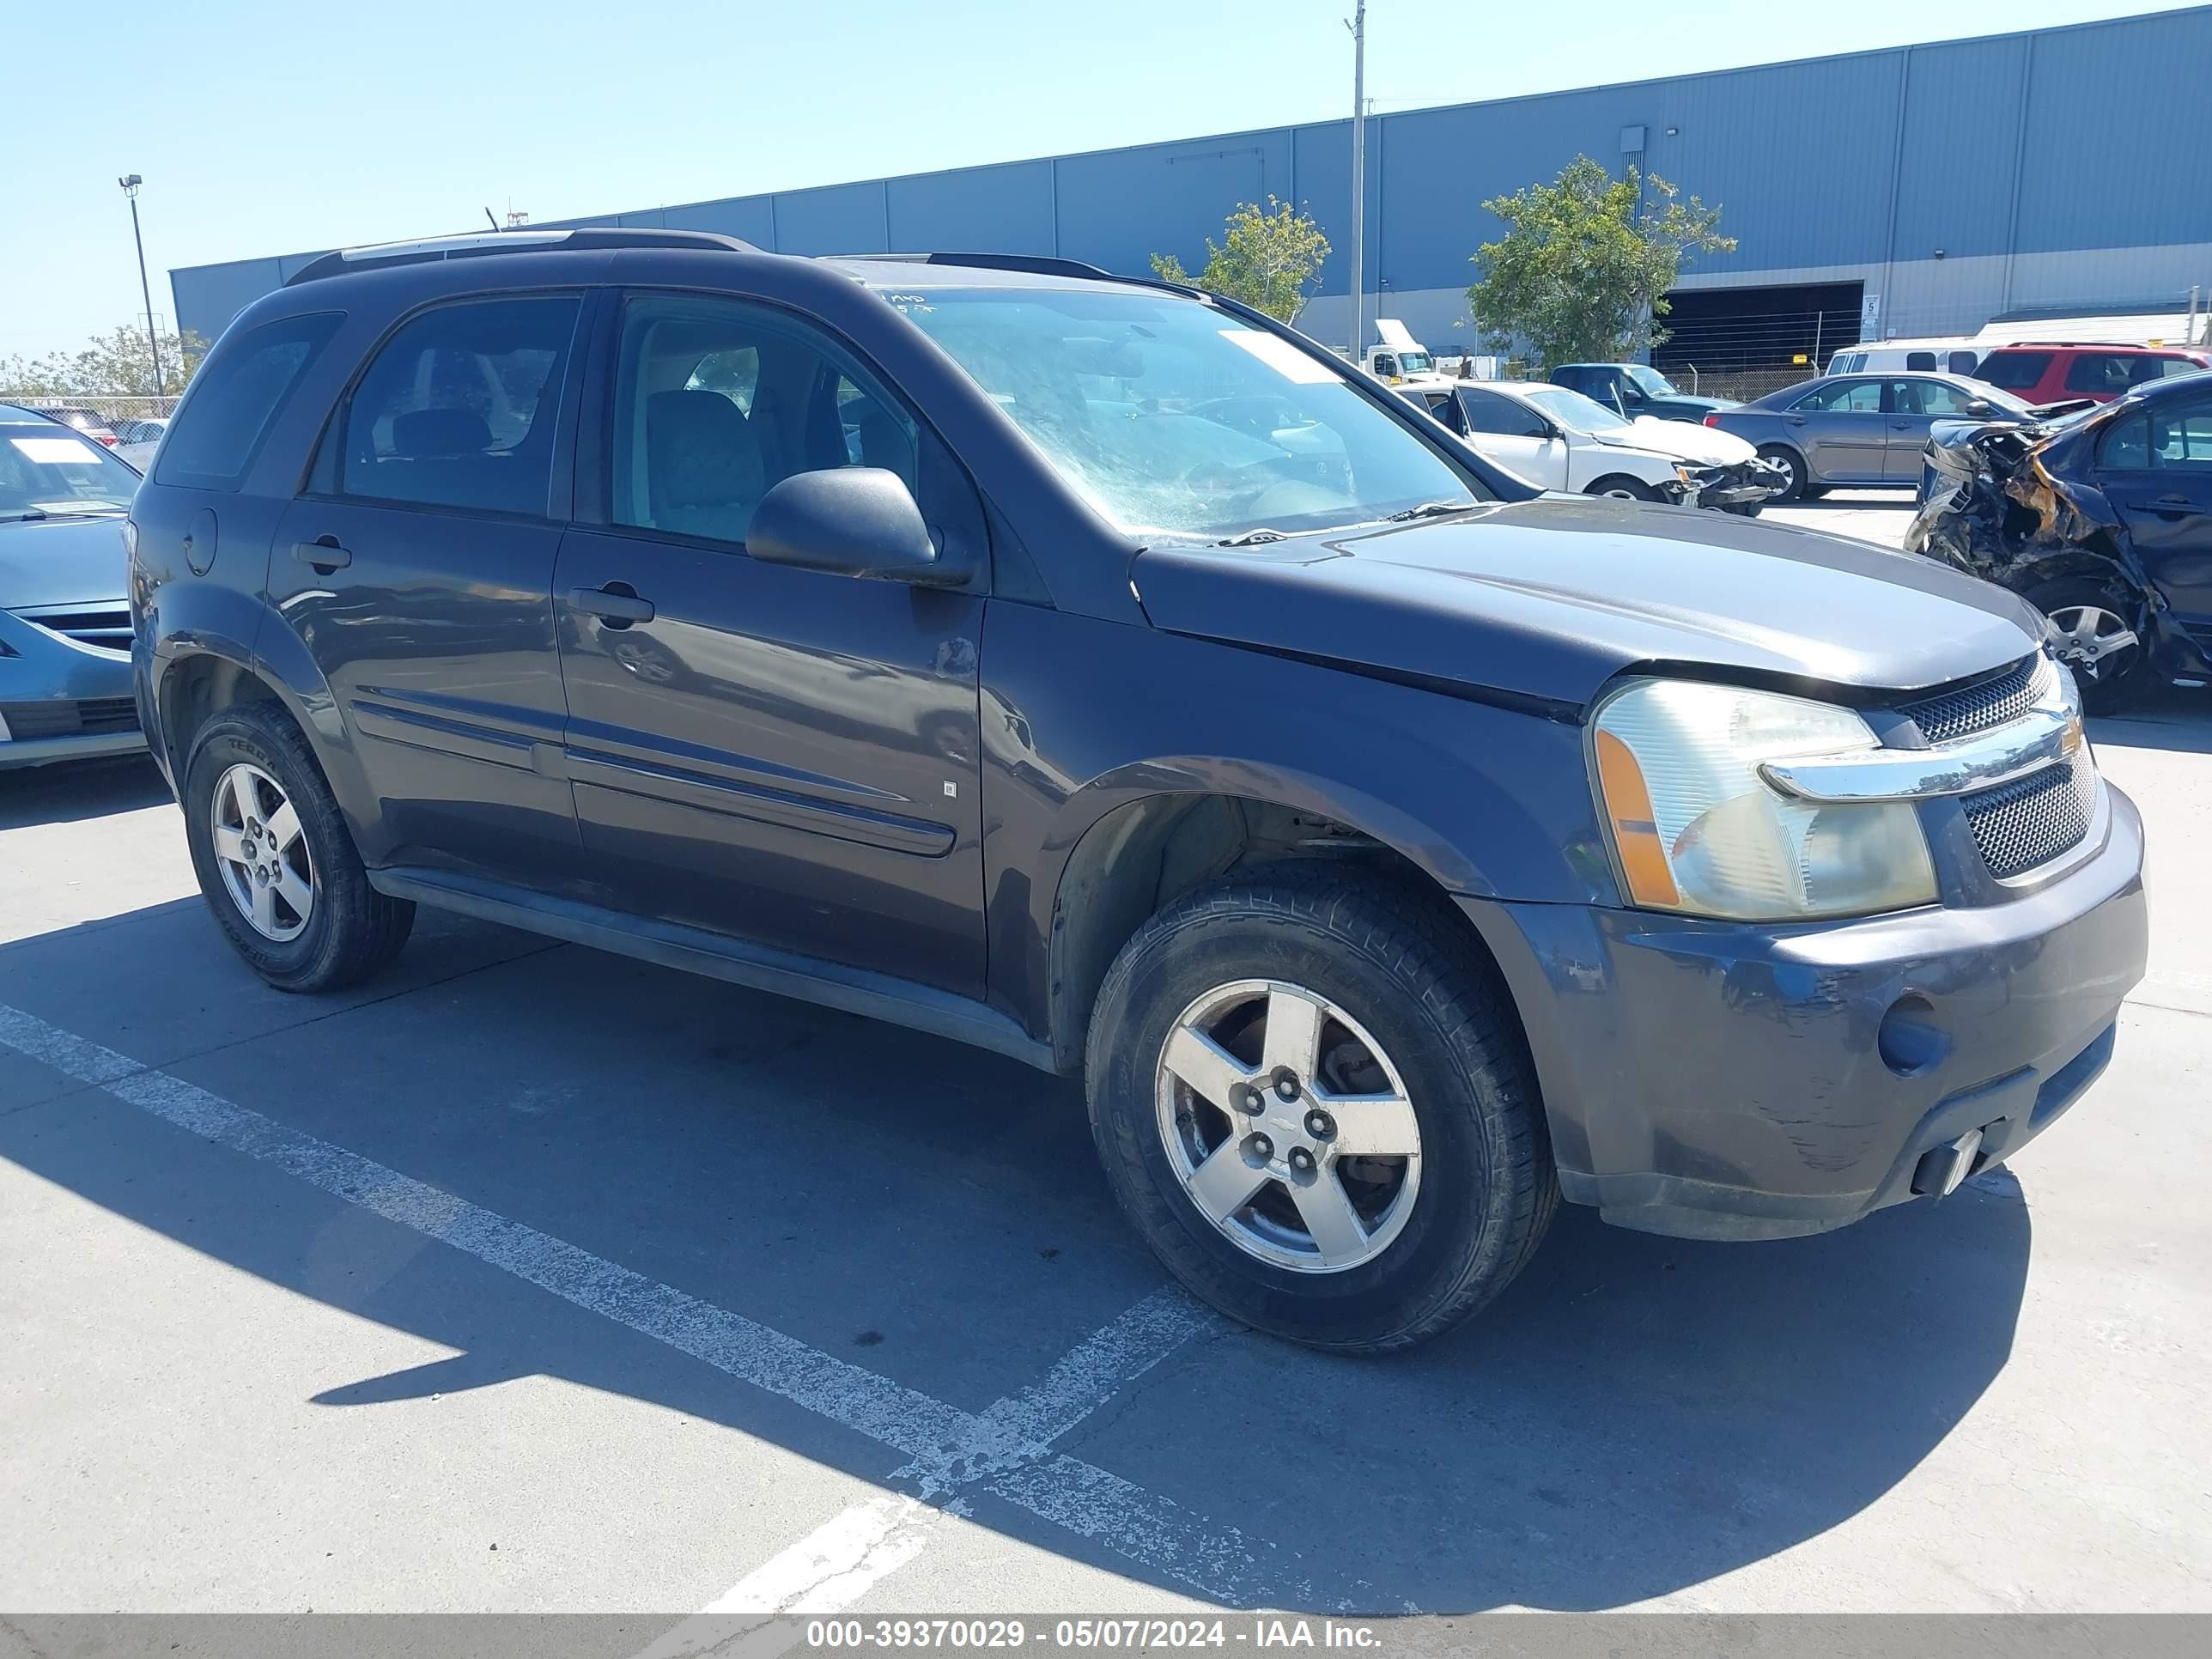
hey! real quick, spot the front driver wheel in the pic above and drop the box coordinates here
[1085,869,1556,1352]
[182,702,416,992]
[1584,475,1659,502]
[2029,578,2151,714]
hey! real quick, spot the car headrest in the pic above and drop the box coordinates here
[647,390,763,509]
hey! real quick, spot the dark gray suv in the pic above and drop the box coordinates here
[130,230,2147,1352]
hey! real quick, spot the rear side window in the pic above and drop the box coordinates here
[155,311,342,491]
[2063,353,2170,394]
[337,296,580,517]
[1905,351,1936,372]
[1978,351,2051,392]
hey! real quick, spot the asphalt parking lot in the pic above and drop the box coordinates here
[4,495,2209,1623]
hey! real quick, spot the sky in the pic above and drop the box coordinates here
[0,0,2194,361]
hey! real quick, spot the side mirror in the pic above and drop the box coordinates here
[1964,398,1996,417]
[747,467,965,587]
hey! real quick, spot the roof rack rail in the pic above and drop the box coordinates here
[839,251,1130,283]
[283,228,760,288]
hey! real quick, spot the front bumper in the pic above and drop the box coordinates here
[1462,785,2148,1240]
[1692,458,1790,510]
[0,606,144,770]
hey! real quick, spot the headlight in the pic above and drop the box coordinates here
[1592,679,1938,921]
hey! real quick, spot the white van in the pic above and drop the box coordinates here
[1826,337,1986,376]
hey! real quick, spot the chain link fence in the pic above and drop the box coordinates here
[1,394,182,422]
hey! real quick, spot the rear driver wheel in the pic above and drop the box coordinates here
[182,703,415,992]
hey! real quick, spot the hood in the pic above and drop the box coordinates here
[1649,392,1735,415]
[1132,498,2045,708]
[0,513,131,611]
[1375,319,1421,352]
[1594,417,1756,465]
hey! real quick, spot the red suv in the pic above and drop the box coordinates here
[1976,342,2209,405]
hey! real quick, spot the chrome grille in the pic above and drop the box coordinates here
[1961,752,2096,879]
[12,602,134,653]
[1901,654,2051,744]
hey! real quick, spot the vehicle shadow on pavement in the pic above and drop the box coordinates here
[0,897,2032,1615]
[2091,685,2212,756]
[0,756,171,830]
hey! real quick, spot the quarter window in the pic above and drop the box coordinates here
[611,295,917,546]
[155,311,343,492]
[337,296,579,516]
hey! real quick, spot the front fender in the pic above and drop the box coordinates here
[977,603,1615,1045]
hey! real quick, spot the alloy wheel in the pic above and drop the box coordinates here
[1154,979,1422,1273]
[210,762,315,942]
[2046,604,2140,684]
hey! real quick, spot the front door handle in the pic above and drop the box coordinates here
[569,584,655,626]
[292,537,351,572]
[1785,416,1808,426]
[2142,495,2206,518]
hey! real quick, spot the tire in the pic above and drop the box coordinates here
[181,702,415,992]
[2027,577,2153,714]
[1583,475,1659,502]
[1756,445,1814,502]
[1085,866,1556,1353]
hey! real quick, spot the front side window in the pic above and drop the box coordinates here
[1623,363,1679,398]
[338,296,578,516]
[1794,380,1881,413]
[155,311,342,492]
[1,420,142,519]
[610,294,918,546]
[1978,352,2051,392]
[894,288,1484,544]
[1892,379,1989,417]
[2063,353,2147,395]
[1456,389,1551,439]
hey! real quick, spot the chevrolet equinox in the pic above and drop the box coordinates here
[130,229,2148,1351]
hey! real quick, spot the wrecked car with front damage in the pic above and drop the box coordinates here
[1906,369,2212,711]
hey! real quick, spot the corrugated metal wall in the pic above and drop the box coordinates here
[171,6,2212,349]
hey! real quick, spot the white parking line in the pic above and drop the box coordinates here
[628,1495,947,1659]
[0,1005,1318,1613]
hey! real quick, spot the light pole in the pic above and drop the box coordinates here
[1346,3,1367,360]
[118,175,166,396]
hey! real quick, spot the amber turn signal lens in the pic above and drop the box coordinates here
[1595,729,1682,908]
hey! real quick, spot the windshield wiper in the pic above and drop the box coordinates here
[1216,526,1290,546]
[1383,500,1476,522]
[0,507,50,522]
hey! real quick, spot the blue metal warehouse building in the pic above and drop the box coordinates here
[172,5,2212,369]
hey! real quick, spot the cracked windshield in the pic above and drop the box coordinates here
[896,287,1484,544]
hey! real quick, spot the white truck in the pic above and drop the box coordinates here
[1360,319,1456,392]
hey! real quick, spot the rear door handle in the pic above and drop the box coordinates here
[2142,495,2207,518]
[292,537,351,571]
[569,584,655,625]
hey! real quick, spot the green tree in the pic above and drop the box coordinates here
[1152,197,1331,324]
[1466,156,1734,369]
[0,323,208,398]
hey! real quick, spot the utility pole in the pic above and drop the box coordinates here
[1346,3,1366,359]
[117,176,165,395]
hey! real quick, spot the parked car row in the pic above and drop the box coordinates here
[118,228,2147,1352]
